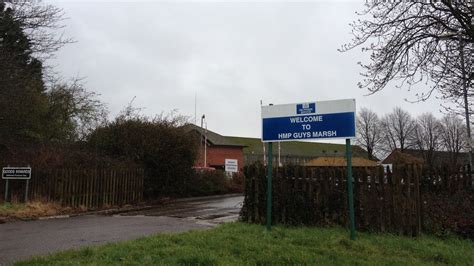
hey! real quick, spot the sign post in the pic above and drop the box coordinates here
[261,99,356,239]
[2,166,32,203]
[4,179,8,203]
[346,139,356,240]
[266,142,273,230]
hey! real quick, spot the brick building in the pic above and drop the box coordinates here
[184,124,246,171]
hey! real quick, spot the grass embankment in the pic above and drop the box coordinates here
[18,222,474,265]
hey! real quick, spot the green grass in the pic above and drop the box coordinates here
[17,222,474,265]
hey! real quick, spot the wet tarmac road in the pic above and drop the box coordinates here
[0,194,243,265]
[122,194,243,225]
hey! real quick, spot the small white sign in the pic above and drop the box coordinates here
[2,167,32,180]
[225,159,238,173]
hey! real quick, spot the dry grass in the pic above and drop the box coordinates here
[0,200,64,220]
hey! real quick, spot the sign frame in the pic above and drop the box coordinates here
[261,99,356,142]
[2,167,32,180]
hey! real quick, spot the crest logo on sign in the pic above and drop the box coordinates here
[296,103,316,114]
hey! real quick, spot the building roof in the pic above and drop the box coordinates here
[305,156,379,167]
[226,136,371,159]
[382,149,424,165]
[382,148,469,166]
[182,124,246,147]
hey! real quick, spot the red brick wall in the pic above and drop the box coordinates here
[195,145,244,171]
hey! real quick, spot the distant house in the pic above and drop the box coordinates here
[184,124,246,171]
[305,156,378,168]
[382,148,469,170]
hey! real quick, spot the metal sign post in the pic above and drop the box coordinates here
[4,179,9,203]
[266,142,273,231]
[25,179,30,202]
[346,139,356,240]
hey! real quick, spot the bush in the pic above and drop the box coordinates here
[422,191,474,239]
[186,170,228,196]
[0,142,134,169]
[184,170,245,197]
[87,114,198,199]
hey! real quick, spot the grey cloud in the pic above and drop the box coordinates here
[48,1,444,138]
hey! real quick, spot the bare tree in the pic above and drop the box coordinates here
[4,0,72,60]
[46,78,108,142]
[356,108,383,160]
[411,113,442,168]
[440,114,467,167]
[434,35,473,116]
[381,107,416,153]
[340,1,473,106]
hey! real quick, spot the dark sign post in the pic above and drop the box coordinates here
[262,99,356,239]
[266,142,273,230]
[2,166,32,203]
[346,139,356,240]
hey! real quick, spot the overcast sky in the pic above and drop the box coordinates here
[47,0,445,140]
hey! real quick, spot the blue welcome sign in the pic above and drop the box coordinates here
[261,99,356,142]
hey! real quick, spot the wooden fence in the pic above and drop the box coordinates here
[241,163,473,237]
[1,168,144,208]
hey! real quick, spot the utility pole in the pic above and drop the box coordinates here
[201,114,206,167]
[204,121,208,167]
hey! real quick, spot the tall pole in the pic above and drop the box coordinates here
[194,92,197,125]
[204,122,208,167]
[201,115,205,167]
[266,142,273,230]
[458,33,473,179]
[346,139,356,240]
[278,142,281,167]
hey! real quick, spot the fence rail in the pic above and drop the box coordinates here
[1,168,144,208]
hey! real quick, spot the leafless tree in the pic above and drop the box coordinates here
[340,1,473,107]
[411,113,442,167]
[381,107,416,153]
[433,35,473,116]
[46,78,108,142]
[439,114,467,167]
[356,108,383,160]
[4,0,72,60]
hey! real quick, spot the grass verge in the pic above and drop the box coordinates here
[0,201,64,221]
[17,222,474,265]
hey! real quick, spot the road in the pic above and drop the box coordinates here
[0,194,243,265]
